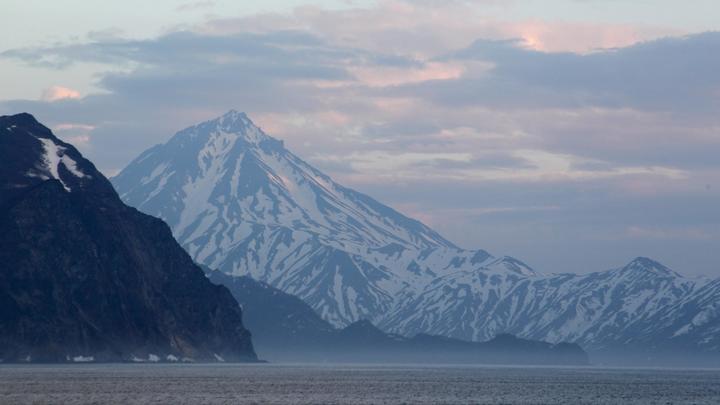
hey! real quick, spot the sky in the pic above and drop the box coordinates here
[1,0,719,276]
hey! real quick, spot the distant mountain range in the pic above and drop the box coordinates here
[207,270,588,365]
[0,113,257,363]
[112,111,719,360]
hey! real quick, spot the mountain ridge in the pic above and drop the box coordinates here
[112,110,719,358]
[113,110,501,326]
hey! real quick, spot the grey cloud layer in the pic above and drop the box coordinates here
[1,21,718,275]
[437,33,720,113]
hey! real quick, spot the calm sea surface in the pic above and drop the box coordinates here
[1,363,719,404]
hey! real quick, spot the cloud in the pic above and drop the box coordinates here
[503,20,672,53]
[41,86,81,102]
[201,0,676,55]
[3,23,716,179]
[312,147,686,185]
[349,61,466,87]
[54,123,95,131]
[0,2,718,275]
[52,122,95,151]
[176,1,216,12]
[404,32,720,114]
[3,29,716,182]
[625,226,715,241]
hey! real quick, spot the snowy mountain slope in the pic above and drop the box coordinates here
[112,110,509,325]
[207,270,589,365]
[654,277,720,352]
[114,111,454,253]
[113,111,719,353]
[381,257,713,350]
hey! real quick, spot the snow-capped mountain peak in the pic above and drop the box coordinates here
[170,110,282,147]
[196,109,272,145]
[112,111,493,325]
[619,257,681,278]
[115,111,455,252]
[112,112,720,355]
[480,255,537,277]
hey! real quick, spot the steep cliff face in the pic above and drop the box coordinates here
[0,113,257,363]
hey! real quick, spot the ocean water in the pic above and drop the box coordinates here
[1,364,719,404]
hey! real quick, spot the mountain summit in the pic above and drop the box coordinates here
[0,113,257,363]
[1,113,96,198]
[113,111,518,325]
[115,110,455,251]
[194,109,272,144]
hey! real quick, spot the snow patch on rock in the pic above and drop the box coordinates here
[37,137,86,191]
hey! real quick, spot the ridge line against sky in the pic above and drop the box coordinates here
[0,0,718,276]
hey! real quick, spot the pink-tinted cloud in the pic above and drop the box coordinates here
[350,61,466,87]
[52,122,95,151]
[41,85,81,102]
[503,20,678,53]
[202,0,679,55]
[54,123,95,131]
